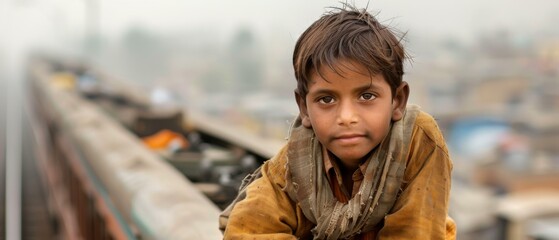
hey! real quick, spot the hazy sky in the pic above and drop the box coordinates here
[3,0,559,47]
[2,0,559,76]
[96,0,559,39]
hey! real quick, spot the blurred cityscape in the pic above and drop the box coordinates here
[69,20,559,240]
[2,1,559,239]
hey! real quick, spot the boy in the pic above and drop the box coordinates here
[221,6,456,240]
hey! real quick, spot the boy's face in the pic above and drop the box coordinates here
[296,60,406,169]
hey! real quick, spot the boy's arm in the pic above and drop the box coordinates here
[378,116,455,239]
[223,149,302,240]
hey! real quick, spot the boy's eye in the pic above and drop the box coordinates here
[359,93,375,101]
[318,96,335,104]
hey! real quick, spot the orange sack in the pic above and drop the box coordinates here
[142,129,189,151]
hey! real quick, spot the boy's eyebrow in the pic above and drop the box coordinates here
[308,82,385,96]
[353,83,384,94]
[308,88,335,96]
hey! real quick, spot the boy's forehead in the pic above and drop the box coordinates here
[310,61,379,83]
[308,68,387,90]
[315,60,370,77]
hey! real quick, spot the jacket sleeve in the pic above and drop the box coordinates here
[223,148,300,240]
[378,114,456,240]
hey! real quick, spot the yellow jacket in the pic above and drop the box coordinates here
[224,111,456,239]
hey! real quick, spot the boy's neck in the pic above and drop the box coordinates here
[338,160,359,176]
[335,154,369,196]
[333,150,372,177]
[330,150,375,197]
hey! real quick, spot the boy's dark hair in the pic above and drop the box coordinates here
[293,6,407,99]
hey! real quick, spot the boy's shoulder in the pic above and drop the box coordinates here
[261,144,290,183]
[413,110,448,150]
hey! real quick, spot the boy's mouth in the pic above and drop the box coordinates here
[333,133,366,145]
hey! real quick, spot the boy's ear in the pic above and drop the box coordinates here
[392,82,410,121]
[294,90,312,128]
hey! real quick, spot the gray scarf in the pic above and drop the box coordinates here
[284,105,420,239]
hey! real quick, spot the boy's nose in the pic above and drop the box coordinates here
[337,101,358,126]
